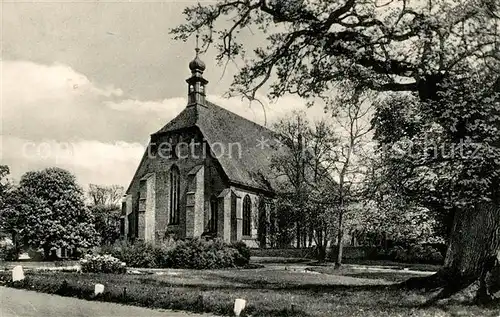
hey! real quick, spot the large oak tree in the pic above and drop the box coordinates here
[171,0,500,301]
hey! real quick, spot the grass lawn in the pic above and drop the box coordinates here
[1,267,498,317]
[305,266,436,283]
[340,259,442,272]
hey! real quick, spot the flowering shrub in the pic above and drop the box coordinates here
[80,254,126,274]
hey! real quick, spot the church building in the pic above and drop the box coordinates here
[121,46,281,247]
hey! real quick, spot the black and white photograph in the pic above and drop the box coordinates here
[0,0,499,316]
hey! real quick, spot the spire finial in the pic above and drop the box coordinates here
[195,34,200,56]
[189,32,206,72]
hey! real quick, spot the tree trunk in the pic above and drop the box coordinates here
[335,211,344,268]
[43,246,51,260]
[442,203,500,299]
[296,222,301,248]
[403,202,500,302]
[317,244,327,262]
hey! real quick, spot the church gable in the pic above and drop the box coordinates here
[123,40,277,246]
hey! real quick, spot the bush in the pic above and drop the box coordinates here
[27,248,44,261]
[97,239,251,269]
[384,244,444,264]
[231,241,251,266]
[80,254,126,273]
[161,238,241,269]
[388,246,409,262]
[0,243,19,261]
[420,245,444,264]
[101,241,160,268]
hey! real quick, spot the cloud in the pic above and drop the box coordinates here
[104,97,186,115]
[1,135,144,187]
[1,60,168,144]
[206,94,330,128]
[1,60,169,186]
[2,61,122,104]
[1,59,333,188]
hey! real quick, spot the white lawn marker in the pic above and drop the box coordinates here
[233,298,246,316]
[12,265,24,282]
[94,283,105,296]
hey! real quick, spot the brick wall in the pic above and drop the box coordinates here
[125,126,274,247]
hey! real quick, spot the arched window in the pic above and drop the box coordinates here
[209,196,218,233]
[243,195,251,236]
[169,165,180,224]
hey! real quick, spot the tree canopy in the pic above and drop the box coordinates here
[171,0,499,102]
[2,168,99,258]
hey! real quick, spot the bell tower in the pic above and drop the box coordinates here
[186,35,208,107]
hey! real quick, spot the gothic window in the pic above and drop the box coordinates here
[243,195,251,236]
[209,196,218,233]
[169,165,180,224]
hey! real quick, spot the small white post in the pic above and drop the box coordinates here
[12,265,24,282]
[94,283,105,296]
[233,298,246,316]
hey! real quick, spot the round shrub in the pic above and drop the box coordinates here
[421,245,444,264]
[408,244,427,262]
[80,254,126,273]
[102,241,159,268]
[231,241,251,266]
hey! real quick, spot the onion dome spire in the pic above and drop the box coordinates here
[186,34,208,107]
[188,35,206,73]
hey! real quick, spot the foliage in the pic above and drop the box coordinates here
[370,72,500,241]
[91,205,122,246]
[27,248,44,261]
[87,184,124,207]
[161,238,240,269]
[379,245,444,264]
[100,241,161,268]
[80,254,126,274]
[348,200,444,246]
[0,166,22,259]
[171,0,498,102]
[0,241,19,261]
[270,111,339,257]
[2,168,99,259]
[0,165,11,202]
[99,239,248,269]
[230,241,251,266]
[87,184,124,246]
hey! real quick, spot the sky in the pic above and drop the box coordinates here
[1,1,330,188]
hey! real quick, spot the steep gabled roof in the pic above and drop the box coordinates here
[154,101,282,193]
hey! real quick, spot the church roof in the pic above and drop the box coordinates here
[153,101,282,193]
